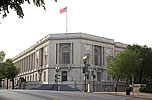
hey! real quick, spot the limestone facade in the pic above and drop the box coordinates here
[13,33,127,89]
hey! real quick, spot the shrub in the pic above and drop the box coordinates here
[139,83,152,93]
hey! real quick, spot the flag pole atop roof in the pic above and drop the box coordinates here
[60,6,68,33]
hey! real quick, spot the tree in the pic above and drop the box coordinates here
[128,44,152,84]
[0,0,57,18]
[0,51,19,89]
[107,49,140,82]
[0,50,6,87]
[1,59,19,89]
[5,59,19,89]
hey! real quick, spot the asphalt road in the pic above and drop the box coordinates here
[0,90,151,100]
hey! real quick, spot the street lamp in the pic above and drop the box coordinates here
[55,66,60,91]
[83,55,89,92]
[91,69,95,92]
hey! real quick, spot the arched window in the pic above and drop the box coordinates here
[62,46,70,64]
[94,48,99,65]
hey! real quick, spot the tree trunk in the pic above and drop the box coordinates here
[0,78,2,87]
[12,78,14,89]
[6,78,8,89]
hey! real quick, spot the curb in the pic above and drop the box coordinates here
[93,92,152,99]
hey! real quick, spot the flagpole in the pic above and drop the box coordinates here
[66,6,68,33]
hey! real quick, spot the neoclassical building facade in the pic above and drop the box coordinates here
[13,33,127,91]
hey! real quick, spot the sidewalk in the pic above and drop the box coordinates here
[94,92,152,99]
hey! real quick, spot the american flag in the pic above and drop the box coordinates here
[60,7,67,14]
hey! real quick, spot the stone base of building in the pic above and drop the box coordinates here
[16,81,127,92]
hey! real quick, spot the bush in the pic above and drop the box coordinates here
[139,87,145,92]
[139,83,152,93]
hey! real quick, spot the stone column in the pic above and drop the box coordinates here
[92,45,94,65]
[70,43,73,64]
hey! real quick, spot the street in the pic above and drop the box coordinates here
[0,90,151,100]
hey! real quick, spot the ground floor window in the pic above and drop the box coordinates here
[35,74,37,81]
[33,74,34,81]
[30,75,31,81]
[62,71,67,81]
[97,72,101,81]
[44,71,46,82]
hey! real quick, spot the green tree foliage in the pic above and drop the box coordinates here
[3,59,19,80]
[107,49,140,82]
[2,59,19,89]
[0,0,57,18]
[0,51,19,89]
[128,44,152,84]
[0,50,6,87]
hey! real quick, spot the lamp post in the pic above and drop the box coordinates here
[55,66,60,91]
[91,69,95,92]
[83,55,89,92]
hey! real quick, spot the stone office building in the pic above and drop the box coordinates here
[13,33,127,91]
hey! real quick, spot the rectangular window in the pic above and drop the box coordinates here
[56,44,58,64]
[100,46,102,66]
[44,71,46,82]
[95,55,98,65]
[35,74,37,81]
[103,47,105,66]
[30,75,31,81]
[97,72,101,81]
[31,54,33,70]
[40,48,44,67]
[33,74,34,81]
[62,71,67,81]
[45,55,48,66]
[62,52,70,64]
[27,76,29,82]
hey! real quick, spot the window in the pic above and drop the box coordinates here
[94,48,99,65]
[36,58,39,67]
[27,76,29,82]
[62,71,67,81]
[30,75,31,81]
[36,51,39,67]
[44,71,46,82]
[33,74,34,81]
[45,55,48,66]
[107,74,111,80]
[25,77,26,82]
[35,74,37,81]
[97,72,101,81]
[40,48,44,67]
[62,46,70,64]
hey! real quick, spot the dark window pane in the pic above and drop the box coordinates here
[62,71,67,81]
[62,46,70,64]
